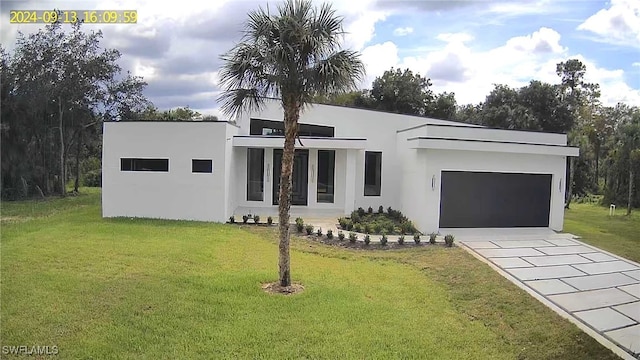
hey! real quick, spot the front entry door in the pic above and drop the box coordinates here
[273,149,309,205]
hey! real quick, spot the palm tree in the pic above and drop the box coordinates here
[218,0,365,287]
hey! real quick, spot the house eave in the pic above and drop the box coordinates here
[232,135,367,149]
[407,137,580,157]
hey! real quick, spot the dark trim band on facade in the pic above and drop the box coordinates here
[407,136,571,148]
[397,122,567,135]
[233,135,367,141]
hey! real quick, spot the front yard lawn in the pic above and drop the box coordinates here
[1,191,617,359]
[564,203,640,262]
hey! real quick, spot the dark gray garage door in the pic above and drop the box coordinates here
[439,171,552,228]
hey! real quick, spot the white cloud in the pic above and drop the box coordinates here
[393,27,413,36]
[577,0,640,48]
[487,0,552,15]
[360,41,399,86]
[342,10,389,50]
[505,27,566,54]
[357,27,639,107]
[436,32,474,43]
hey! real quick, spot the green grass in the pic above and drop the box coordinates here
[1,190,617,359]
[564,203,640,263]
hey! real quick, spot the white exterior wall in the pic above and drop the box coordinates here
[397,128,428,230]
[102,121,235,222]
[411,149,567,233]
[238,100,429,211]
[233,146,355,215]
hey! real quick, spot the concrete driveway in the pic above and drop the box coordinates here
[447,228,640,360]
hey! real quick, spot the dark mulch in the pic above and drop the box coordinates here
[296,232,453,250]
[261,281,305,295]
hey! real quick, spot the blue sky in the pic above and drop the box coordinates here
[1,0,639,118]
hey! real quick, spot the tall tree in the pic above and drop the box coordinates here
[426,92,457,120]
[556,59,598,208]
[218,0,364,287]
[1,23,149,199]
[369,68,433,115]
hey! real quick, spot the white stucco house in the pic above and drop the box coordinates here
[102,99,579,233]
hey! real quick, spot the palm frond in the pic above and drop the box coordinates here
[305,49,365,97]
[218,88,263,119]
[218,0,364,117]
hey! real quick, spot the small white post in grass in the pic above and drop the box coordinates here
[609,204,616,216]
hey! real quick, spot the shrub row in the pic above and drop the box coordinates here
[229,215,273,225]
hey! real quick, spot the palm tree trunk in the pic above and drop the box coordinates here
[628,166,634,216]
[278,101,300,287]
[565,157,574,209]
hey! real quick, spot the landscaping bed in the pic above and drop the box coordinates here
[338,206,418,235]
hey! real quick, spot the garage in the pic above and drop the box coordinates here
[439,171,552,228]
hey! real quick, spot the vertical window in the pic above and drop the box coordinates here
[247,148,264,201]
[192,159,213,173]
[364,151,381,196]
[121,158,169,172]
[317,150,335,203]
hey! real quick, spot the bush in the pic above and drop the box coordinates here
[401,221,416,235]
[83,170,102,187]
[378,205,384,214]
[386,223,395,235]
[305,224,314,235]
[349,232,357,243]
[295,217,304,233]
[357,207,366,217]
[253,215,260,224]
[444,234,455,247]
[242,215,249,224]
[229,215,235,224]
[367,206,373,214]
[363,223,372,234]
[380,232,388,246]
[338,217,347,229]
[398,235,405,245]
[429,232,437,244]
[353,223,362,233]
[338,231,345,241]
[327,229,333,239]
[364,234,371,245]
[345,220,354,231]
[351,211,361,223]
[413,233,421,244]
[316,228,323,237]
[267,216,273,225]
[373,222,383,234]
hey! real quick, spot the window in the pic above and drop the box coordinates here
[247,148,264,201]
[192,159,213,173]
[317,150,335,203]
[364,151,381,196]
[121,158,168,172]
[250,118,334,137]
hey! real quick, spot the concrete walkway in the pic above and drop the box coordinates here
[448,228,640,360]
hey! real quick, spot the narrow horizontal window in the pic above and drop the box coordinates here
[121,158,168,172]
[364,151,381,196]
[192,159,213,173]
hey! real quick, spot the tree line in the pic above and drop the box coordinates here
[0,23,215,200]
[314,62,640,212]
[2,21,638,212]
